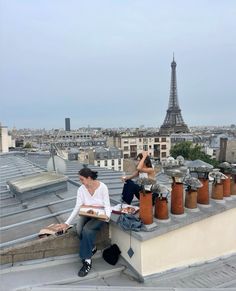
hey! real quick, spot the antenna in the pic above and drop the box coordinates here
[47,130,67,174]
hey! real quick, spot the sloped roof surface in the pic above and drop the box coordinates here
[0,153,124,248]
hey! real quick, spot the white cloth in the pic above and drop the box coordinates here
[139,172,148,179]
[139,172,152,191]
[65,182,111,225]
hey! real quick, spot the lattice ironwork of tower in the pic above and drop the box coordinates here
[159,57,189,135]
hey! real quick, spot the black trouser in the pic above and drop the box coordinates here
[122,179,158,205]
[121,179,141,204]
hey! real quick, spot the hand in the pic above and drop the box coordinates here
[121,176,127,182]
[142,151,148,158]
[98,215,109,222]
[58,223,69,232]
[104,215,110,222]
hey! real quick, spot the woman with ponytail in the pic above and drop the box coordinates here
[60,167,111,277]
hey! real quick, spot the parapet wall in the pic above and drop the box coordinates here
[111,205,236,280]
[0,224,110,265]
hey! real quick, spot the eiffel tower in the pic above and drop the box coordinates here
[159,56,189,135]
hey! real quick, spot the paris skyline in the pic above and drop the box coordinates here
[1,0,236,129]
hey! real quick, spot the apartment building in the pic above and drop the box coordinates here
[0,124,9,153]
[219,137,236,163]
[107,135,170,161]
[79,147,123,171]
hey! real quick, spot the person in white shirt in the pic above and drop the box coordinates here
[60,167,111,277]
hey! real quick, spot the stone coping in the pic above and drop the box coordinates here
[0,224,110,265]
[110,196,236,241]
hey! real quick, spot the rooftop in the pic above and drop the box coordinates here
[0,152,236,290]
[1,251,236,291]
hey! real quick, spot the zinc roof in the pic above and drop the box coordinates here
[0,152,124,248]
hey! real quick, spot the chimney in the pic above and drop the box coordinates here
[219,137,228,162]
[231,173,236,195]
[219,162,232,198]
[197,178,210,204]
[171,178,184,215]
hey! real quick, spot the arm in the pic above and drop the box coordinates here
[64,187,83,225]
[102,184,111,220]
[136,151,148,171]
[137,151,155,178]
[122,170,139,182]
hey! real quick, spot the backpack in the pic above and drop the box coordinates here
[102,244,121,265]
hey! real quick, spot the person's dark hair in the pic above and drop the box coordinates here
[78,167,98,180]
[137,153,152,168]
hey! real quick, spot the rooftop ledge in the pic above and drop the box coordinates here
[1,195,236,281]
[110,197,236,279]
[110,196,236,242]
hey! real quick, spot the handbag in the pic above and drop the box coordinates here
[117,213,143,232]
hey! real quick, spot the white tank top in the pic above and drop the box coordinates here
[139,172,148,178]
[138,172,152,191]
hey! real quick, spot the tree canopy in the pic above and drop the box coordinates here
[24,142,32,149]
[170,141,219,167]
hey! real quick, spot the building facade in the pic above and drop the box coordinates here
[219,137,236,163]
[87,147,123,171]
[0,124,9,153]
[107,135,170,161]
[65,118,71,131]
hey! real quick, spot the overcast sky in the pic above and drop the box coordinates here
[0,0,236,130]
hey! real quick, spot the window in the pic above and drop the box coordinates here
[161,152,166,158]
[154,138,159,142]
[112,159,114,166]
[124,146,129,151]
[124,154,129,159]
[130,145,137,152]
[161,144,166,150]
[161,137,166,142]
[130,152,137,158]
[118,159,121,165]
[105,160,107,166]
